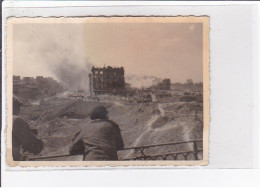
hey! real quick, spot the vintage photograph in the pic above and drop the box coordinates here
[6,17,209,167]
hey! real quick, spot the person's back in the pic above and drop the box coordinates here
[12,116,43,160]
[12,96,43,161]
[70,106,124,161]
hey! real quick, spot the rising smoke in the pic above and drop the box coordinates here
[50,60,91,91]
[21,25,93,91]
[126,74,162,88]
[45,52,92,91]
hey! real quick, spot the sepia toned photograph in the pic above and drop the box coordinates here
[6,17,209,167]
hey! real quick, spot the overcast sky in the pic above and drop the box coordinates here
[13,21,203,85]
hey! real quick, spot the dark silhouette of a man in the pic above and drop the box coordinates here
[12,97,43,161]
[70,106,124,161]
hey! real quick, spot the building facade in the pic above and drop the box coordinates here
[90,66,125,94]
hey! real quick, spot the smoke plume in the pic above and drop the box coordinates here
[14,24,93,91]
[126,74,162,88]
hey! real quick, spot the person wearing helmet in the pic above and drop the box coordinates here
[12,96,43,161]
[69,105,124,161]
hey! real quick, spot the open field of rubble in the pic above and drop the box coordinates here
[19,86,203,161]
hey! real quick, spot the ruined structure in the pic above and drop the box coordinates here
[89,66,125,95]
[156,79,171,90]
[13,75,21,83]
[13,75,64,101]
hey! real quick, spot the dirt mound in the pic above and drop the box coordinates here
[152,116,174,129]
[40,100,112,121]
[109,103,159,147]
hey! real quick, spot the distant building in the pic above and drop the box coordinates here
[13,75,21,83]
[157,79,171,90]
[90,66,125,94]
[13,75,64,101]
[23,77,35,85]
[36,76,44,83]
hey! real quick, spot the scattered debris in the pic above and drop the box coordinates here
[15,72,203,160]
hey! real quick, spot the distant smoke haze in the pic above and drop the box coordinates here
[14,24,92,91]
[126,74,162,88]
[40,40,92,91]
[50,61,91,91]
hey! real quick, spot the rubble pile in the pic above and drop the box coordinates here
[17,78,203,160]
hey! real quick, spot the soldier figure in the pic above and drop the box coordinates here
[12,97,43,161]
[70,106,124,161]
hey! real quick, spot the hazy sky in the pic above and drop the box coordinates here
[13,21,203,87]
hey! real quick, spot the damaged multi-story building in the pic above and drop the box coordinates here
[89,66,125,95]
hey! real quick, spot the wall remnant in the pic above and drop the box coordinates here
[156,79,171,90]
[89,66,125,95]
